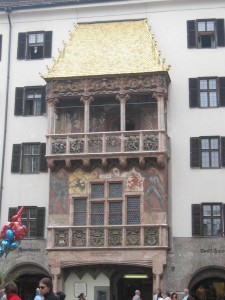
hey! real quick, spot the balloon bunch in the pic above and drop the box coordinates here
[0,207,27,258]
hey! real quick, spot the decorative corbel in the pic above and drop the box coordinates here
[119,157,127,169]
[82,158,90,170]
[139,157,146,169]
[157,154,165,169]
[65,159,72,171]
[47,159,56,171]
[102,158,108,169]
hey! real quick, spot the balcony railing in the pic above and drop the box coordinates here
[47,225,168,249]
[46,130,168,157]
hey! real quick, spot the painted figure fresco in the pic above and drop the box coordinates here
[49,170,69,214]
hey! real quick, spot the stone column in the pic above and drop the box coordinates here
[155,92,166,130]
[51,268,61,292]
[47,98,59,134]
[116,93,130,132]
[80,95,94,133]
[152,255,165,294]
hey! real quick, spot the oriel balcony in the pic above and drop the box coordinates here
[46,93,169,170]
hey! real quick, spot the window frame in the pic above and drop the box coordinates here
[14,86,46,116]
[190,136,225,169]
[8,206,45,239]
[17,31,52,60]
[11,143,47,173]
[192,203,224,237]
[189,77,225,108]
[187,19,225,49]
[73,181,141,226]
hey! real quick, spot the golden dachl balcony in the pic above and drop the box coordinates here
[45,92,169,170]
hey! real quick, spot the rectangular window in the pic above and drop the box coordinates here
[91,183,104,199]
[91,202,104,225]
[8,206,45,238]
[190,137,225,168]
[199,79,217,107]
[203,204,222,236]
[109,202,122,225]
[187,19,225,49]
[201,137,219,168]
[15,86,46,116]
[197,20,216,48]
[11,143,47,173]
[127,196,140,224]
[17,31,52,60]
[74,182,140,226]
[74,199,87,226]
[192,203,223,237]
[22,144,40,173]
[189,77,225,108]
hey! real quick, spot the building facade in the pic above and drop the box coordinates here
[0,1,225,300]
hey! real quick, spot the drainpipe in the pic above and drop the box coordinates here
[0,7,12,214]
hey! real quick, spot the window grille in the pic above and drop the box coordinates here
[109,182,122,198]
[127,197,140,224]
[91,184,104,198]
[74,199,87,226]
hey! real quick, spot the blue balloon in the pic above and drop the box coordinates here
[2,240,10,250]
[0,247,4,257]
[10,240,20,250]
[6,229,14,241]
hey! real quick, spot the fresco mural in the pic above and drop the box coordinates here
[49,169,69,214]
[69,170,98,195]
[144,168,166,210]
[49,166,166,215]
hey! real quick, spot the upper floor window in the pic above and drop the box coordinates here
[73,182,140,226]
[8,206,45,238]
[0,35,2,61]
[190,136,225,168]
[189,77,225,108]
[192,203,224,236]
[15,87,46,116]
[17,31,52,60]
[187,19,225,48]
[11,143,48,174]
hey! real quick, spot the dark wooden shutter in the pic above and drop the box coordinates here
[39,143,48,172]
[41,86,46,114]
[11,144,21,173]
[14,87,24,116]
[189,78,198,107]
[8,207,17,222]
[187,20,197,48]
[223,204,225,235]
[219,77,225,107]
[0,34,2,61]
[221,137,225,167]
[36,207,45,238]
[44,31,52,58]
[17,32,26,59]
[190,137,200,167]
[192,204,201,236]
[216,19,225,47]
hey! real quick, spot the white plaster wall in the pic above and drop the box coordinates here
[0,0,224,240]
[0,8,77,230]
[65,272,109,300]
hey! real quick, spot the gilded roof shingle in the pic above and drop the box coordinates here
[44,20,169,79]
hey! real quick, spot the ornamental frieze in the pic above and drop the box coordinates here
[46,74,168,99]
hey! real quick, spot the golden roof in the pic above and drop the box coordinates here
[44,19,169,79]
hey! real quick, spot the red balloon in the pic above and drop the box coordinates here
[12,222,26,240]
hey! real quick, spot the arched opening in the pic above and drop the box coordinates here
[6,263,51,300]
[189,267,225,300]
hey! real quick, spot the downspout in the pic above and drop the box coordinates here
[0,7,12,213]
